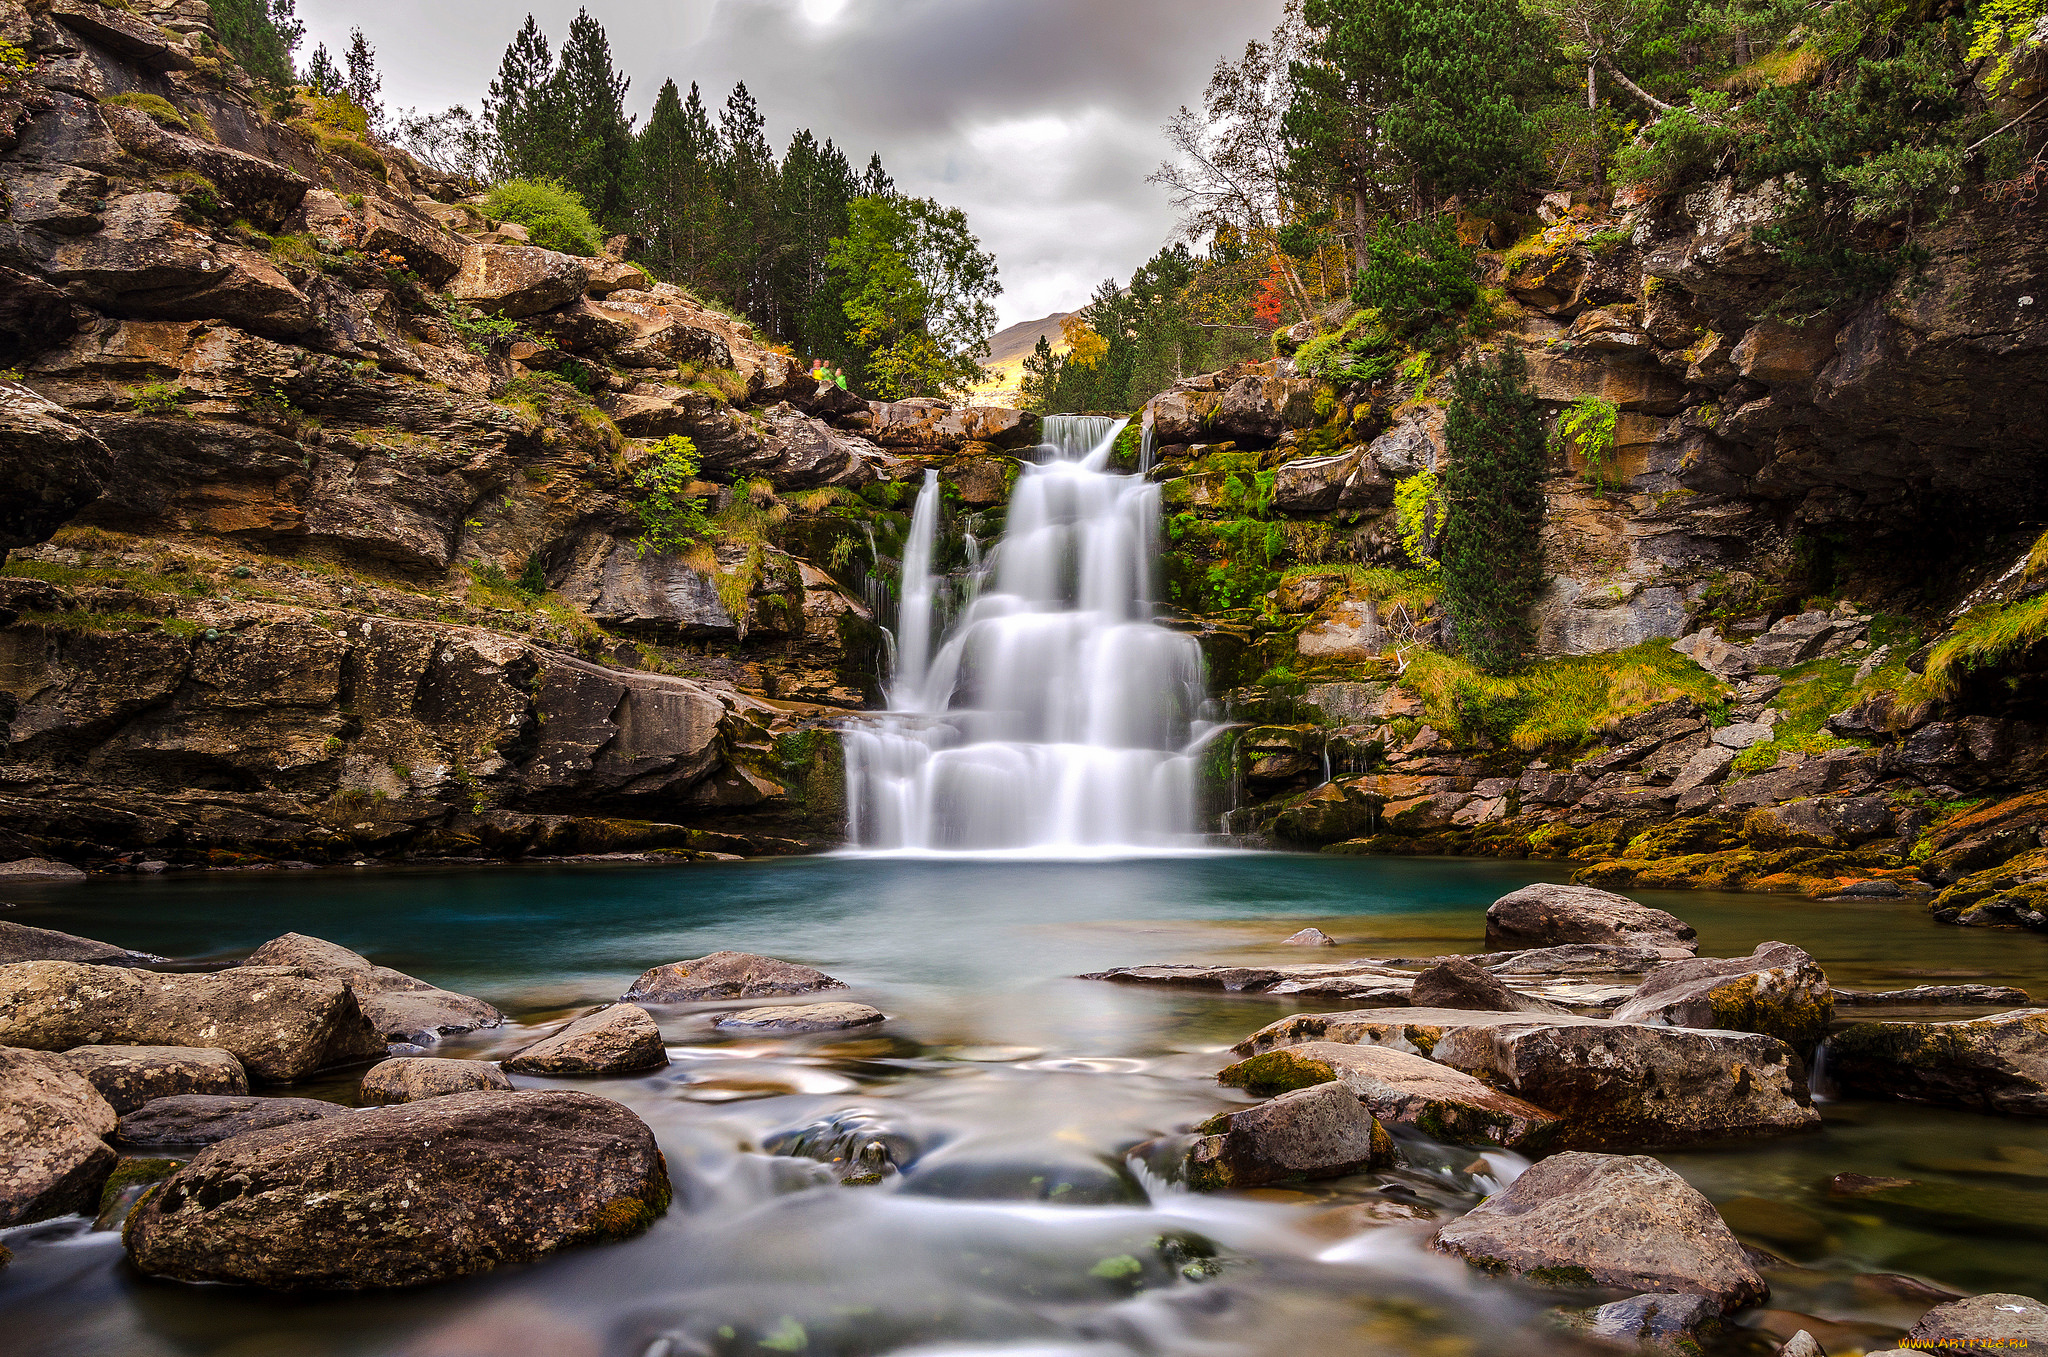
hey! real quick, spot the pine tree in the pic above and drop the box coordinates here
[714,82,782,326]
[1437,345,1549,673]
[303,42,338,96]
[553,8,636,227]
[212,0,302,89]
[487,14,559,180]
[859,153,894,198]
[343,28,383,132]
[778,130,858,362]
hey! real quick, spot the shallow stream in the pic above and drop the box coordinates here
[4,854,2047,1356]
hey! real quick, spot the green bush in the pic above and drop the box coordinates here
[632,436,713,556]
[485,179,605,258]
[1437,346,1546,674]
[1611,94,1734,192]
[1552,396,1619,493]
[1355,216,1478,344]
[130,381,185,416]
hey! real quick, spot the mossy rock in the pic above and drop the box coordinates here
[95,1157,181,1230]
[1217,1048,1338,1096]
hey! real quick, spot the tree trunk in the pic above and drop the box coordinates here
[1587,62,1598,112]
[1599,55,1679,117]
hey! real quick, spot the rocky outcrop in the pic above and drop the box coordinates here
[1428,1018,1819,1148]
[243,934,501,1044]
[0,1044,117,1226]
[1611,941,1833,1048]
[1485,883,1699,954]
[0,381,113,549]
[624,951,848,1003]
[709,1002,885,1034]
[358,1057,511,1105]
[0,961,384,1081]
[1431,1152,1768,1309]
[124,1090,671,1289]
[60,1044,247,1113]
[116,1092,351,1145]
[1217,1041,1559,1150]
[1182,1081,1393,1190]
[502,1004,667,1075]
[1826,1009,2048,1116]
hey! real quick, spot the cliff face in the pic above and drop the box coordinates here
[0,0,1032,867]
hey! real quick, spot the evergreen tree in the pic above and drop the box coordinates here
[553,9,636,227]
[635,80,705,279]
[714,82,782,325]
[487,14,560,181]
[343,28,384,132]
[779,130,858,362]
[859,153,894,198]
[212,0,302,89]
[303,42,339,96]
[1437,346,1549,674]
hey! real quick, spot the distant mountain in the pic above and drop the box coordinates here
[971,310,1074,406]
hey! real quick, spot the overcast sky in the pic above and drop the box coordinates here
[299,0,1288,327]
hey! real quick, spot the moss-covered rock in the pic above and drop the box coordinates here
[1929,847,2048,929]
[1827,1009,2048,1116]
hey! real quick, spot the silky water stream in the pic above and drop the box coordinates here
[5,858,2048,1357]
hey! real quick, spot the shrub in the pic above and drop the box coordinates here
[1552,396,1619,493]
[1611,94,1735,192]
[1437,346,1546,674]
[1395,469,1441,574]
[103,91,189,131]
[632,436,713,556]
[484,179,605,258]
[130,381,185,416]
[1355,216,1478,343]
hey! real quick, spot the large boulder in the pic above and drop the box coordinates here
[445,242,586,318]
[1612,942,1833,1049]
[502,1004,668,1075]
[1431,1152,1768,1309]
[1904,1294,2048,1352]
[243,934,502,1044]
[0,921,163,967]
[124,1090,672,1290]
[1486,883,1698,955]
[0,961,385,1082]
[1410,957,1573,1016]
[1183,1081,1393,1190]
[1826,1009,2048,1116]
[60,1045,247,1113]
[1218,1041,1559,1150]
[0,1045,117,1226]
[624,951,849,1004]
[359,1057,511,1105]
[117,1093,352,1146]
[1429,1018,1819,1148]
[0,380,114,549]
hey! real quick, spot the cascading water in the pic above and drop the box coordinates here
[844,415,1211,852]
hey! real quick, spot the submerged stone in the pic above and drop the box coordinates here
[503,1004,668,1075]
[624,951,849,1003]
[710,1002,885,1034]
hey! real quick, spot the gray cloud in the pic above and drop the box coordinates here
[299,0,1286,323]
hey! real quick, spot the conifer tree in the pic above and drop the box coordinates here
[779,130,858,362]
[1437,345,1548,673]
[212,0,302,89]
[554,9,636,227]
[487,14,559,181]
[303,42,338,96]
[714,82,782,323]
[343,28,384,132]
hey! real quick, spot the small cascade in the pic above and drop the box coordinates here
[843,415,1212,852]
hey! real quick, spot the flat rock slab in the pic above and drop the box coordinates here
[1612,941,1833,1048]
[710,1002,885,1034]
[0,920,163,966]
[1907,1293,2048,1352]
[1430,1018,1819,1149]
[1218,1042,1559,1151]
[624,951,849,1003]
[0,1045,116,1227]
[61,1045,247,1113]
[1185,1081,1392,1190]
[1233,1007,1612,1059]
[503,1004,668,1075]
[245,933,502,1043]
[1827,1008,2048,1116]
[1480,944,1671,975]
[117,1094,352,1145]
[1431,1151,1767,1309]
[0,961,385,1082]
[1486,883,1698,955]
[1834,984,2033,1009]
[0,858,87,882]
[359,1056,511,1105]
[125,1090,672,1290]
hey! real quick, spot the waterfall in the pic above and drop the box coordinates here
[843,415,1211,853]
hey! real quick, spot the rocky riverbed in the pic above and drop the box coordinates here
[5,857,2048,1355]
